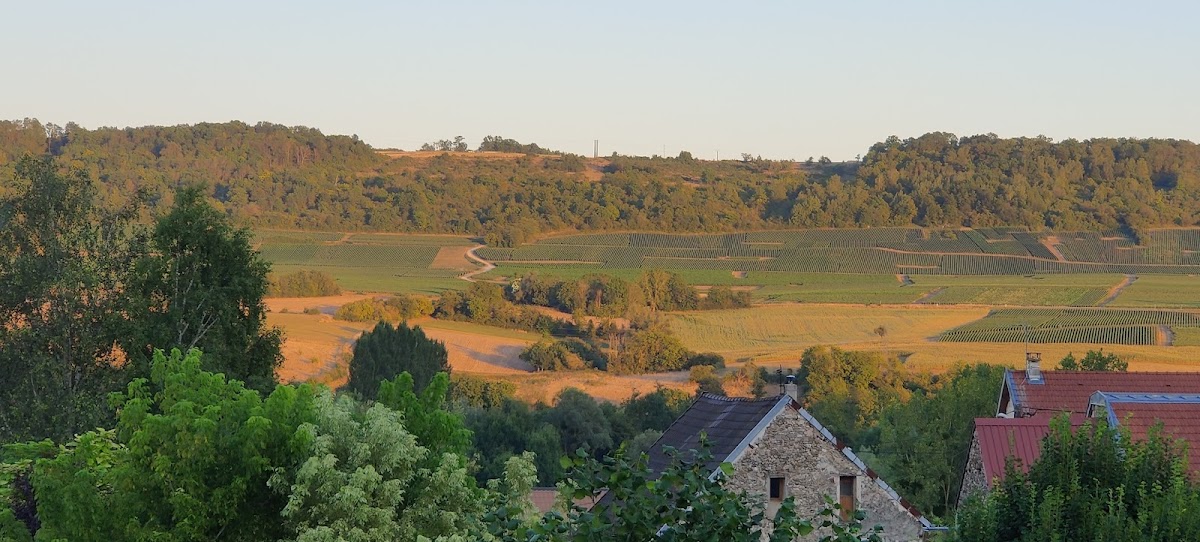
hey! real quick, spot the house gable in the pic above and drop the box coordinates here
[725,406,933,541]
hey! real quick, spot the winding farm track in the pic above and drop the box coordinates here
[1098,274,1138,307]
[459,245,496,282]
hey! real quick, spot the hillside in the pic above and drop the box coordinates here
[4,121,1200,243]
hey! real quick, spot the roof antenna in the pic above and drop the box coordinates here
[776,367,784,396]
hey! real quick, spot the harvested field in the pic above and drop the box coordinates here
[430,246,479,270]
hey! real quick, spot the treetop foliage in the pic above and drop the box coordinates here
[1057,349,1128,371]
[345,321,450,401]
[8,120,1200,242]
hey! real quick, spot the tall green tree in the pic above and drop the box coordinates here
[31,348,319,542]
[346,321,449,400]
[273,390,483,542]
[0,156,145,443]
[127,187,282,392]
[872,363,1006,517]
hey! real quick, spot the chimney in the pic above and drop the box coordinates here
[784,375,799,402]
[1026,352,1043,384]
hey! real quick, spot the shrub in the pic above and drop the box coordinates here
[268,269,341,297]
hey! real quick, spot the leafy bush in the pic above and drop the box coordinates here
[520,340,588,371]
[334,294,434,322]
[267,269,341,297]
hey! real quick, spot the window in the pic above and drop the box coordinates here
[769,477,785,501]
[839,476,856,521]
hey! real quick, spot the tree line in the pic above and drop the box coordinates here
[7,120,1200,245]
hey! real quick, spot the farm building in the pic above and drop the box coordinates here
[959,355,1200,505]
[642,386,940,541]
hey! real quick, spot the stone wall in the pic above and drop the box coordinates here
[957,431,989,508]
[724,407,925,542]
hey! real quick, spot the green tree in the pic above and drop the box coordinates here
[0,156,144,443]
[273,390,483,542]
[346,321,449,400]
[128,187,282,392]
[32,348,319,542]
[797,346,911,446]
[1057,349,1127,371]
[542,388,613,456]
[377,372,472,461]
[952,416,1200,542]
[872,364,1006,517]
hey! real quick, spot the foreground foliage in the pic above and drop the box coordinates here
[485,446,883,542]
[952,416,1200,541]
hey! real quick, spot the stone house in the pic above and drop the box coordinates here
[958,354,1200,506]
[643,389,939,541]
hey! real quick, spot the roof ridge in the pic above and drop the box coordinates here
[696,392,786,403]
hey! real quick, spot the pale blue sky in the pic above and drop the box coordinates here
[2,1,1197,159]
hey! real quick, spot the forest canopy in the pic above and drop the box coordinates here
[4,120,1200,243]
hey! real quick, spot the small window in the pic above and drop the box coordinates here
[839,476,856,520]
[769,477,785,501]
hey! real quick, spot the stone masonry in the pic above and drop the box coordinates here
[723,407,925,542]
[957,432,988,508]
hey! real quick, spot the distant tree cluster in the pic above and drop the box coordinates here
[9,120,1200,243]
[334,294,434,322]
[511,270,750,317]
[477,135,557,155]
[420,135,469,152]
[267,269,341,297]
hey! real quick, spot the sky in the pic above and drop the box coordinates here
[2,0,1198,160]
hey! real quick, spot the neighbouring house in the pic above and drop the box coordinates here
[959,353,1200,506]
[996,354,1200,418]
[642,386,941,541]
[957,414,1087,505]
[1086,391,1200,475]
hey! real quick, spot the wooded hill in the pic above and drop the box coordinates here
[3,119,1200,245]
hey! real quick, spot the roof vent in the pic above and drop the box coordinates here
[1026,352,1043,384]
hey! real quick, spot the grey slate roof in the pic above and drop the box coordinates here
[646,393,788,476]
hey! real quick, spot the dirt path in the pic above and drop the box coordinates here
[460,245,496,282]
[1158,325,1174,346]
[1041,236,1067,261]
[1098,274,1138,306]
[914,287,947,304]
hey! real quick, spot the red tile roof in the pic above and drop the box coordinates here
[529,488,599,513]
[1006,370,1200,417]
[1091,393,1200,475]
[974,415,1087,487]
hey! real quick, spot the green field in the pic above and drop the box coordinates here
[938,308,1200,345]
[476,228,1200,275]
[1107,275,1200,308]
[257,229,479,294]
[254,228,1200,313]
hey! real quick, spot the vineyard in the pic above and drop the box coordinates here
[939,308,1200,345]
[478,227,1200,275]
[254,229,479,293]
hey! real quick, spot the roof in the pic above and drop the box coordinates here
[646,393,788,476]
[1005,370,1200,417]
[642,393,940,532]
[1088,392,1200,474]
[529,487,598,514]
[973,415,1087,487]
